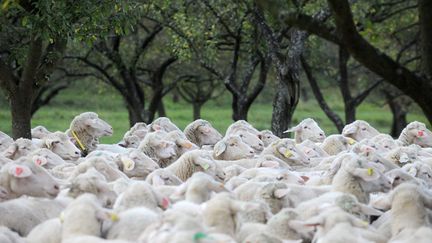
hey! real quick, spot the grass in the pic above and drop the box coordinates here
[0,79,428,144]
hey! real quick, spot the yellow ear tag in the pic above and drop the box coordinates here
[201,163,210,170]
[110,213,119,222]
[284,150,293,158]
[348,138,356,145]
[367,168,374,176]
[184,142,193,149]
[121,157,135,171]
[59,212,65,223]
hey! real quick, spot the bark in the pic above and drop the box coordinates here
[301,56,345,132]
[338,47,356,123]
[384,90,408,137]
[158,100,166,117]
[10,90,32,139]
[193,102,202,120]
[419,0,432,78]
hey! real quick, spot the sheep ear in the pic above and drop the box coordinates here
[342,124,357,135]
[8,164,32,178]
[302,215,324,227]
[284,125,299,133]
[44,139,56,149]
[152,175,165,186]
[351,168,380,181]
[359,204,383,216]
[274,188,290,199]
[32,155,48,166]
[120,156,135,171]
[3,144,18,158]
[213,141,227,157]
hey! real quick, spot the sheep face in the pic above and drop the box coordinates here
[31,126,51,139]
[44,132,81,160]
[402,162,432,185]
[155,140,177,159]
[342,120,380,141]
[120,134,141,148]
[273,139,310,166]
[192,152,225,182]
[285,118,326,143]
[402,122,432,147]
[258,130,279,147]
[2,138,36,160]
[196,123,222,146]
[213,135,255,160]
[347,159,392,193]
[30,148,65,169]
[119,150,159,178]
[150,117,181,132]
[6,160,60,199]
[385,169,417,188]
[84,115,113,137]
[233,129,264,153]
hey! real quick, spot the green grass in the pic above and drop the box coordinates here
[0,79,428,143]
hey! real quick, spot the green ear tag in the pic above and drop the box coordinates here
[193,232,208,241]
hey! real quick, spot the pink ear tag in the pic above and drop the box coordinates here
[162,197,170,209]
[15,167,23,176]
[418,130,424,137]
[35,158,42,165]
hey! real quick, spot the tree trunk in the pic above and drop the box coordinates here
[193,102,202,120]
[338,47,356,123]
[232,97,250,121]
[126,102,145,127]
[10,91,32,139]
[384,91,408,137]
[271,82,293,137]
[419,0,432,78]
[158,100,166,117]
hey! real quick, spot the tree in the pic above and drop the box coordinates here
[279,0,432,124]
[0,0,139,138]
[66,19,177,125]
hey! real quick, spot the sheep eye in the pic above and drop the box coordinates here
[361,128,367,131]
[229,143,236,147]
[267,136,271,139]
[239,134,244,138]
[394,176,400,180]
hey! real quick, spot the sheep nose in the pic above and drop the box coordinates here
[53,184,60,191]
[75,151,80,155]
[319,133,324,137]
[259,143,264,147]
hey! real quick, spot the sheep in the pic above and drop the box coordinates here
[165,150,225,182]
[342,120,380,141]
[229,127,264,153]
[29,148,66,169]
[113,181,169,213]
[237,167,306,185]
[298,139,329,160]
[67,168,117,207]
[0,131,13,151]
[385,168,427,188]
[0,226,27,243]
[164,130,198,163]
[284,118,326,143]
[171,172,226,203]
[119,122,148,148]
[105,207,160,241]
[401,162,432,186]
[0,197,66,236]
[202,192,252,236]
[0,158,60,200]
[225,120,260,136]
[138,130,177,168]
[261,139,310,167]
[2,138,37,160]
[149,117,181,132]
[212,135,255,160]
[258,129,279,147]
[26,218,62,243]
[31,125,52,139]
[320,135,354,156]
[114,150,159,179]
[384,144,420,166]
[183,119,223,147]
[40,132,81,161]
[370,134,398,152]
[67,157,127,182]
[373,183,432,239]
[330,153,391,204]
[397,121,432,147]
[145,168,183,186]
[66,112,113,155]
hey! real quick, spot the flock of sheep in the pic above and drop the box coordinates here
[0,111,431,243]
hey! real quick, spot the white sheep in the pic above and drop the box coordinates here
[0,131,13,152]
[66,112,113,155]
[0,158,60,200]
[67,157,127,182]
[40,132,81,161]
[213,135,255,160]
[145,168,183,186]
[284,118,326,143]
[228,127,264,153]
[397,121,432,147]
[171,172,226,203]
[29,148,66,169]
[258,129,279,147]
[225,120,260,136]
[138,130,177,168]
[342,120,380,141]
[261,139,310,167]
[2,138,37,160]
[165,150,225,182]
[31,125,52,139]
[113,181,166,212]
[163,130,198,164]
[149,117,181,133]
[113,150,159,179]
[320,135,355,156]
[183,119,223,147]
